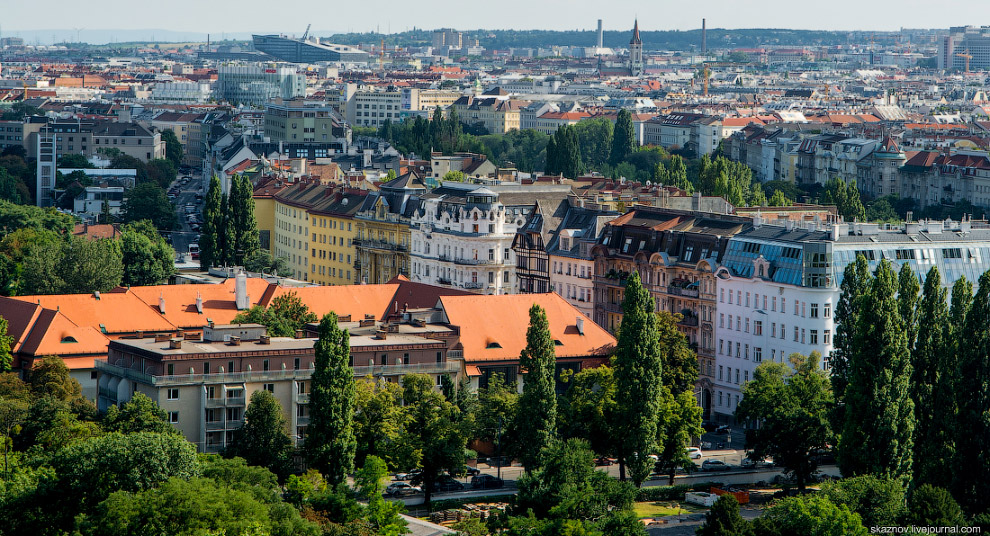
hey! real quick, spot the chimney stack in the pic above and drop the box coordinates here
[294,329,305,339]
[229,336,240,346]
[702,18,707,55]
[158,293,166,314]
[596,19,604,49]
[235,271,250,310]
[169,339,183,349]
[195,292,203,313]
[576,317,585,335]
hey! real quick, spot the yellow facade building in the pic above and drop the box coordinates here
[354,171,426,284]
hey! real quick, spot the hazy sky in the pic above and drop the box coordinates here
[2,0,989,37]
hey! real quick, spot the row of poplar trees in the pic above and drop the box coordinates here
[545,109,638,179]
[200,174,260,269]
[832,255,990,515]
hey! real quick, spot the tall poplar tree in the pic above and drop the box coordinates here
[544,136,558,175]
[911,267,953,489]
[231,175,260,264]
[609,109,636,166]
[831,254,871,426]
[839,260,914,483]
[306,312,357,484]
[952,271,990,514]
[897,264,920,351]
[200,176,223,270]
[219,192,235,266]
[515,304,558,472]
[949,276,972,342]
[612,271,663,486]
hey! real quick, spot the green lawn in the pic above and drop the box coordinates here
[634,502,700,519]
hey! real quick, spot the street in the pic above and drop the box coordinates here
[167,173,205,265]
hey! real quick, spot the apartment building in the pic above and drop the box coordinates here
[401,87,462,113]
[343,86,403,128]
[354,171,426,285]
[263,100,349,149]
[214,63,306,106]
[591,207,753,420]
[97,319,460,453]
[450,94,528,134]
[308,189,366,286]
[410,182,572,295]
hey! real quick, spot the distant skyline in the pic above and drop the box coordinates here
[2,0,989,44]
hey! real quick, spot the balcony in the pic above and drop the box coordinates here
[593,275,629,288]
[354,239,408,252]
[437,277,453,285]
[454,257,500,266]
[599,302,624,314]
[97,359,460,386]
[296,416,311,426]
[463,282,484,290]
[296,392,310,404]
[668,286,700,298]
[677,315,700,328]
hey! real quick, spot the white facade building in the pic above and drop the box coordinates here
[410,183,571,295]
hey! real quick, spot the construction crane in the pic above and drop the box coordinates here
[956,49,973,74]
[301,24,311,41]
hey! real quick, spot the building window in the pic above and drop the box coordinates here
[718,391,723,406]
[735,369,740,384]
[264,383,275,393]
[167,388,179,400]
[824,303,831,318]
[811,330,819,345]
[203,362,210,374]
[745,345,749,360]
[754,347,762,363]
[167,363,174,376]
[719,339,724,354]
[745,318,750,333]
[771,323,776,338]
[744,370,749,382]
[824,330,831,344]
[811,303,819,318]
[294,357,300,370]
[754,321,762,336]
[794,326,799,342]
[168,411,179,424]
[718,365,723,380]
[719,313,724,328]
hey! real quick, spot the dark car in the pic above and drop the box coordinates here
[434,476,465,492]
[715,425,731,434]
[471,474,504,490]
[595,457,616,466]
[450,465,481,477]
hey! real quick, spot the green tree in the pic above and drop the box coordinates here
[609,109,636,166]
[0,396,27,475]
[819,475,906,527]
[220,192,235,266]
[515,304,557,472]
[354,378,408,469]
[558,366,614,459]
[898,264,920,351]
[399,373,467,504]
[244,249,289,275]
[768,189,792,207]
[232,290,317,337]
[839,259,914,483]
[830,255,871,427]
[952,270,990,514]
[121,182,175,230]
[160,129,184,168]
[736,353,832,490]
[354,455,408,535]
[612,271,663,486]
[120,220,175,286]
[57,153,95,169]
[550,125,583,178]
[29,355,84,402]
[905,484,966,527]
[226,389,294,481]
[752,495,867,536]
[62,236,124,294]
[545,135,559,175]
[514,438,642,535]
[146,158,177,188]
[102,392,178,436]
[573,118,614,169]
[820,178,866,222]
[0,315,12,372]
[307,312,357,485]
[911,267,954,489]
[232,174,260,264]
[200,175,223,269]
[0,167,27,204]
[652,310,702,485]
[697,495,752,536]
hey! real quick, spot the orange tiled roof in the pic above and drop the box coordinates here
[438,293,615,363]
[127,278,270,329]
[13,291,176,335]
[265,284,400,321]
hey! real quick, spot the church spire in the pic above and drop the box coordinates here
[630,19,642,45]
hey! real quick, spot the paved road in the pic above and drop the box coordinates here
[168,175,204,263]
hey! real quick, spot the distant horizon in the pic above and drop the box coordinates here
[0,25,951,48]
[1,0,987,44]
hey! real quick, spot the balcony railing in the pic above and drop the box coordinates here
[593,275,629,287]
[599,302,623,314]
[354,239,408,252]
[296,416,311,426]
[668,286,700,298]
[97,359,461,386]
[454,258,500,266]
[677,316,700,327]
[462,282,484,289]
[296,392,310,404]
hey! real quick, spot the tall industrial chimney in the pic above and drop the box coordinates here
[597,19,604,49]
[702,19,707,55]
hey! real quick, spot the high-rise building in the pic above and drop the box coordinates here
[629,19,644,76]
[939,26,990,70]
[432,28,463,52]
[214,63,306,106]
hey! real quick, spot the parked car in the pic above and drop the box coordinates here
[450,465,481,477]
[701,460,730,472]
[686,447,703,460]
[715,425,731,434]
[741,456,774,469]
[471,475,504,490]
[595,457,616,466]
[385,482,421,497]
[434,476,465,492]
[394,469,422,481]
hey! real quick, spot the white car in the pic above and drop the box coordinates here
[686,447,703,459]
